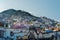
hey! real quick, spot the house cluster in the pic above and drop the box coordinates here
[0,15,60,40]
[0,15,59,31]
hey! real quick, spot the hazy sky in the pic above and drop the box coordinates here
[0,0,60,21]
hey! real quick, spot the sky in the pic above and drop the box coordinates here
[0,0,60,21]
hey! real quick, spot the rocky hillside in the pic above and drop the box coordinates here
[0,9,58,28]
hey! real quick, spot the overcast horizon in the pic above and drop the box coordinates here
[0,0,60,21]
